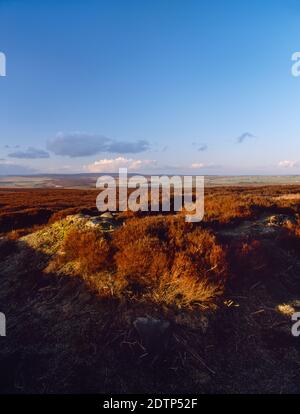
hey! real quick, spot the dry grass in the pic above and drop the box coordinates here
[152,272,223,308]
[277,216,300,251]
[2,185,300,309]
[62,228,113,274]
[49,215,228,308]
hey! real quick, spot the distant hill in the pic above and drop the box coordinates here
[1,174,300,188]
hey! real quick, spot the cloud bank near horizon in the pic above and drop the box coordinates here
[84,157,156,173]
[0,160,36,175]
[8,147,50,159]
[278,160,299,168]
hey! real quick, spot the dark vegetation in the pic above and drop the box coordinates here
[0,188,98,237]
[1,186,300,393]
[1,185,300,235]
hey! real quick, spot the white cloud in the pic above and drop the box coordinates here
[84,157,156,173]
[191,163,205,169]
[190,162,217,169]
[278,160,299,168]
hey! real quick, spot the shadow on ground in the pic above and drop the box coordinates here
[1,226,300,394]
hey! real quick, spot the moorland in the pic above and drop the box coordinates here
[1,184,300,393]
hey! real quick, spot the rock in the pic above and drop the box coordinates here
[133,317,172,353]
[267,214,296,227]
[85,217,102,227]
[100,212,114,219]
[85,216,113,229]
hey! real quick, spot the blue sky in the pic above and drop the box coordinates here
[1,0,300,175]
